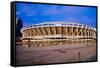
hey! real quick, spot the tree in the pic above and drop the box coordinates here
[16,18,23,38]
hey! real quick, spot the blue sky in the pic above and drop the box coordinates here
[16,3,97,28]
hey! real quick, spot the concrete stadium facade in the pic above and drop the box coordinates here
[20,22,96,47]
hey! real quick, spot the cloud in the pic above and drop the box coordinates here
[16,11,21,15]
[16,3,37,16]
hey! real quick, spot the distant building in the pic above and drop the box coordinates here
[20,22,96,47]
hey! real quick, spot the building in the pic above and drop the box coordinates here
[20,22,96,47]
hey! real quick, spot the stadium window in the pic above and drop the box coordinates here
[74,24,77,26]
[30,26,32,27]
[79,25,82,26]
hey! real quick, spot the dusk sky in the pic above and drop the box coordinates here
[16,3,97,28]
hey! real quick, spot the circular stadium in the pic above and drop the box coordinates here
[20,22,96,47]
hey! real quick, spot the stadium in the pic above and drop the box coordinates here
[20,22,96,47]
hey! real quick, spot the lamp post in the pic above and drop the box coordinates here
[78,52,80,62]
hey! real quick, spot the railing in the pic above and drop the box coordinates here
[21,35,96,40]
[21,24,96,32]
